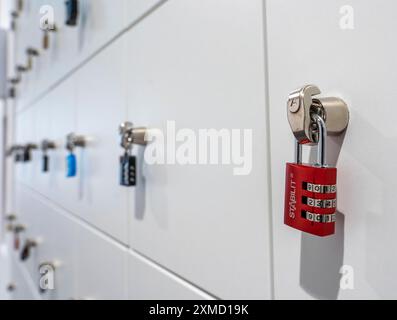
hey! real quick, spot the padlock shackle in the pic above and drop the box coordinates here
[313,114,327,167]
[294,114,327,167]
[295,139,302,164]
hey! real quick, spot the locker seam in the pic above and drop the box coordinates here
[16,181,220,300]
[262,0,275,300]
[129,248,219,300]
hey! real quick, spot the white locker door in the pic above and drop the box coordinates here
[125,0,271,299]
[75,222,127,300]
[79,0,125,58]
[73,37,128,244]
[15,106,37,188]
[267,0,397,299]
[45,77,78,208]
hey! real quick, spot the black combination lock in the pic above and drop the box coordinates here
[22,148,31,162]
[65,0,79,26]
[120,153,137,187]
[42,155,49,172]
[41,140,56,173]
[119,122,148,187]
[22,144,38,163]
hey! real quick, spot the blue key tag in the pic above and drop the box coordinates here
[66,152,77,178]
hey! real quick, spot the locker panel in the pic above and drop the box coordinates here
[127,251,214,300]
[33,96,53,194]
[15,185,42,284]
[15,186,77,300]
[72,38,128,244]
[267,0,396,299]
[35,197,76,300]
[125,0,271,299]
[13,0,44,110]
[45,77,78,208]
[15,106,37,188]
[79,0,125,58]
[75,222,127,300]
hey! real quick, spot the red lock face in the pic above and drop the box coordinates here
[284,163,337,237]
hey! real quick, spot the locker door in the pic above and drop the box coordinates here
[36,198,77,301]
[267,0,397,299]
[79,0,125,58]
[15,106,37,188]
[15,185,42,287]
[125,0,271,299]
[34,96,53,195]
[16,186,77,300]
[72,37,128,244]
[75,222,127,300]
[10,0,39,110]
[45,77,78,208]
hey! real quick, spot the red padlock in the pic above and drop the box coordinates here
[284,115,337,237]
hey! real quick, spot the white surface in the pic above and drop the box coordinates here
[9,0,396,301]
[127,250,214,300]
[125,0,271,299]
[267,0,397,299]
[73,38,129,243]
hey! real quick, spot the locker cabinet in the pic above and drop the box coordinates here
[125,0,272,299]
[267,0,397,299]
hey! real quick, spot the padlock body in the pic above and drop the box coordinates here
[120,154,136,187]
[65,0,78,26]
[284,163,337,237]
[23,149,31,162]
[43,155,49,173]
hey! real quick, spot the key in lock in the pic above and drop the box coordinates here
[119,122,147,187]
[65,133,85,178]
